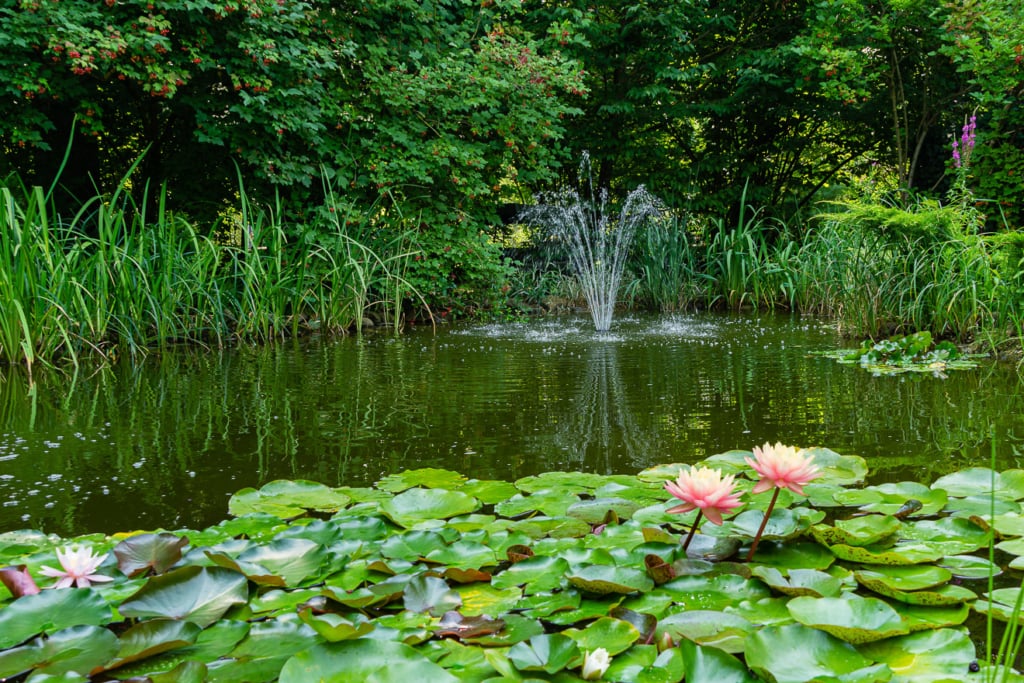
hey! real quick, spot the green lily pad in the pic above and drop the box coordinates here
[403,574,462,616]
[938,554,1001,580]
[858,628,976,683]
[455,583,524,617]
[567,565,654,595]
[724,597,796,626]
[0,624,119,680]
[458,479,519,504]
[899,517,991,554]
[377,468,468,493]
[788,595,909,643]
[945,494,1020,517]
[515,471,607,493]
[563,616,640,656]
[854,565,951,591]
[659,574,772,611]
[977,588,1024,624]
[828,541,944,565]
[808,515,901,547]
[705,507,824,542]
[746,623,892,683]
[507,633,580,674]
[279,639,458,682]
[492,555,570,593]
[801,447,870,487]
[747,540,836,570]
[893,602,970,632]
[834,481,947,517]
[119,566,249,628]
[752,567,844,598]
[228,480,351,518]
[567,497,643,524]
[0,588,113,649]
[380,488,480,528]
[932,468,1024,499]
[657,610,754,654]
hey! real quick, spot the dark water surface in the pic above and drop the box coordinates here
[2,312,1022,537]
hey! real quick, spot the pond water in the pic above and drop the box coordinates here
[1,312,1022,537]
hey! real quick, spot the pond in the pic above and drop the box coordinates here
[1,312,1022,537]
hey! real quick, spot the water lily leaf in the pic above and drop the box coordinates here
[977,588,1024,624]
[858,628,976,683]
[234,538,326,587]
[803,481,847,508]
[567,497,643,524]
[899,517,991,554]
[298,609,375,642]
[657,610,754,654]
[701,450,758,477]
[746,623,892,683]
[748,540,835,569]
[455,583,523,617]
[938,554,1001,580]
[706,507,823,542]
[857,577,976,606]
[787,595,909,643]
[563,616,640,656]
[404,574,462,616]
[682,533,741,561]
[508,515,592,539]
[119,566,249,628]
[720,597,794,628]
[828,542,944,565]
[659,574,772,611]
[377,468,468,493]
[932,468,1024,499]
[458,479,519,504]
[945,494,1020,517]
[113,532,189,577]
[107,619,202,669]
[424,540,498,570]
[800,447,870,486]
[278,640,458,682]
[518,590,582,619]
[892,602,970,632]
[638,463,703,482]
[567,564,654,595]
[0,625,118,680]
[609,606,658,644]
[676,637,760,683]
[492,555,570,593]
[515,471,608,493]
[834,481,946,517]
[230,615,321,659]
[380,488,480,528]
[228,480,351,518]
[808,515,901,547]
[603,644,681,683]
[854,565,951,591]
[496,490,581,518]
[752,567,844,598]
[434,611,505,640]
[507,633,580,674]
[0,587,112,649]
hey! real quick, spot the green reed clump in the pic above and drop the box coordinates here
[0,173,426,369]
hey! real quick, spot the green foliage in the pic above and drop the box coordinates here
[817,331,982,375]
[2,453,1024,680]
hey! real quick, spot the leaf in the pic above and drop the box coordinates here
[859,628,976,683]
[107,619,202,668]
[434,611,506,639]
[377,468,468,492]
[0,625,118,680]
[380,488,480,528]
[787,595,909,643]
[114,532,189,577]
[567,564,654,595]
[507,633,580,674]
[403,574,462,616]
[278,640,458,682]
[119,566,249,628]
[0,588,112,649]
[746,623,892,683]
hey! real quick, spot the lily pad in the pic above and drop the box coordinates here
[379,488,480,528]
[563,616,640,656]
[787,595,909,643]
[119,566,249,628]
[567,565,654,595]
[858,628,977,683]
[507,633,580,674]
[657,610,754,654]
[228,480,351,518]
[746,623,892,683]
[932,468,1024,500]
[808,515,901,548]
[0,588,113,650]
[752,567,844,598]
[834,481,947,517]
[278,639,458,682]
[827,541,944,565]
[377,468,468,492]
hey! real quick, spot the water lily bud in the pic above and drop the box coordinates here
[581,647,611,680]
[658,631,675,652]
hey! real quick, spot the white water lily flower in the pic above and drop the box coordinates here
[39,546,114,588]
[581,647,611,681]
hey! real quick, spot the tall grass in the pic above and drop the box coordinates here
[0,171,428,369]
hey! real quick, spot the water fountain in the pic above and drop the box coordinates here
[522,153,663,331]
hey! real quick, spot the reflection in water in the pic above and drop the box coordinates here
[553,343,654,470]
[1,312,1022,536]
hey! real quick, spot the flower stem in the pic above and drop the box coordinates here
[682,510,704,551]
[746,488,780,562]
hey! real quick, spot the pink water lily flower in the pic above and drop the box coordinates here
[745,442,820,496]
[665,465,742,525]
[39,546,114,589]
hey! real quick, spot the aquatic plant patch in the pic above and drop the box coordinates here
[2,448,1024,681]
[816,331,984,375]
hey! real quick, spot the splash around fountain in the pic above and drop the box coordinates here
[522,153,664,331]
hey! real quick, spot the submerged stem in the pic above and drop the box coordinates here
[682,510,704,551]
[746,488,780,562]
